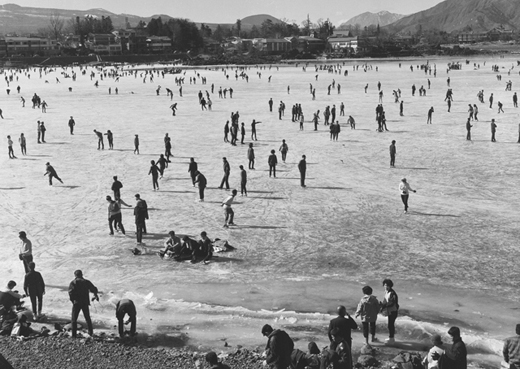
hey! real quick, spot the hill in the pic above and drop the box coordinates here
[240,14,283,30]
[0,4,281,35]
[386,0,520,34]
[339,11,404,28]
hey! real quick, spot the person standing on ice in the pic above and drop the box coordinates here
[134,134,139,154]
[399,178,416,213]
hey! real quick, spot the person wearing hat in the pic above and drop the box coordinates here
[68,270,99,338]
[18,231,33,273]
[423,334,445,369]
[431,327,467,369]
[261,324,294,369]
[44,162,63,185]
[205,351,230,369]
[503,324,520,369]
[399,178,416,214]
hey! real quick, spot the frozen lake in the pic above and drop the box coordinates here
[1,56,519,363]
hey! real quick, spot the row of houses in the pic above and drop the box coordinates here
[458,27,514,43]
[0,30,173,57]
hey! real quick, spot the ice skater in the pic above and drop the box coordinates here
[279,139,288,163]
[389,140,396,167]
[298,155,306,187]
[44,162,63,185]
[7,135,16,159]
[19,133,26,155]
[251,120,261,140]
[399,178,416,213]
[219,157,230,189]
[68,116,75,135]
[239,165,247,196]
[427,107,434,124]
[105,130,113,149]
[222,189,237,228]
[248,143,255,169]
[188,158,198,186]
[268,149,278,177]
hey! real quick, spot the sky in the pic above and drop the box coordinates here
[7,0,446,25]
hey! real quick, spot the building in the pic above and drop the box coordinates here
[253,38,292,54]
[328,36,359,52]
[458,32,487,43]
[85,33,122,55]
[2,36,58,56]
[146,36,172,53]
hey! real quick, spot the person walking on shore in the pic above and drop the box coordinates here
[298,155,306,187]
[222,189,237,228]
[219,157,230,190]
[380,279,399,345]
[68,270,99,338]
[248,143,255,169]
[44,162,63,185]
[23,262,45,319]
[389,140,396,167]
[399,178,416,213]
[18,231,33,273]
[503,324,520,369]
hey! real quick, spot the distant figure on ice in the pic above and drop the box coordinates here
[44,162,63,185]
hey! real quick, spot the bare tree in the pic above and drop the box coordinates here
[48,11,65,41]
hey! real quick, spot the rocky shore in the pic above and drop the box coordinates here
[0,335,267,369]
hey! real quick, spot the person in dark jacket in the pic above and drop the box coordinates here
[206,351,231,369]
[268,150,278,178]
[262,324,294,369]
[298,155,307,187]
[219,157,230,189]
[380,279,399,345]
[23,262,45,318]
[68,270,99,338]
[329,327,353,369]
[116,299,136,338]
[503,324,520,369]
[188,158,198,186]
[194,171,207,202]
[432,327,467,369]
[111,176,123,200]
[328,305,358,350]
[134,194,148,243]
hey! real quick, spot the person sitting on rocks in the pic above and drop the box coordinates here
[205,351,230,369]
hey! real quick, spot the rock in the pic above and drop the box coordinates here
[358,355,380,367]
[360,344,376,355]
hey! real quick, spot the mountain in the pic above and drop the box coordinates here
[339,11,404,29]
[0,3,282,35]
[386,0,520,34]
